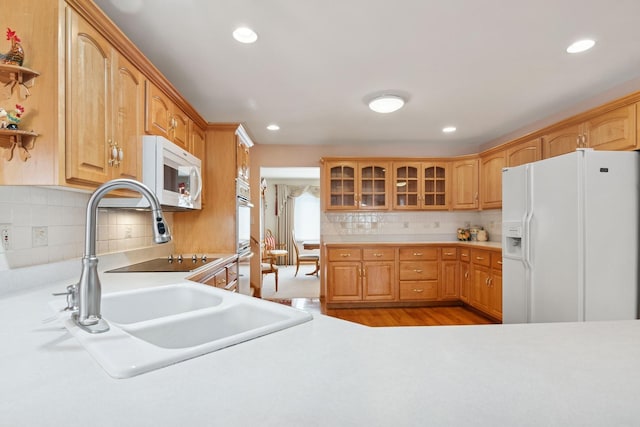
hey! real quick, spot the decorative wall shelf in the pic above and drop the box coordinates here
[0,64,40,99]
[0,129,38,161]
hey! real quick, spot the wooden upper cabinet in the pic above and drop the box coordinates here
[542,123,581,159]
[66,9,141,186]
[480,150,505,210]
[237,140,250,182]
[325,160,389,211]
[358,162,390,210]
[506,138,542,167]
[326,161,358,210]
[65,10,111,185]
[543,103,638,159]
[451,158,479,210]
[171,109,190,151]
[112,54,143,181]
[145,81,171,138]
[393,162,449,210]
[584,104,637,151]
[144,81,190,151]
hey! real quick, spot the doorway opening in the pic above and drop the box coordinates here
[259,167,320,300]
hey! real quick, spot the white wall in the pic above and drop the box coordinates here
[0,186,173,271]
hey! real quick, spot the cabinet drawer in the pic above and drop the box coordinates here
[363,247,395,261]
[460,248,470,263]
[399,261,438,280]
[470,249,491,267]
[441,247,458,260]
[399,247,438,260]
[491,253,503,270]
[226,262,238,283]
[399,281,438,300]
[327,248,362,262]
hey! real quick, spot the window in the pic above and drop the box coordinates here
[294,192,320,241]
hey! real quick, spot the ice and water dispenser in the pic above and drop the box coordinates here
[503,221,523,259]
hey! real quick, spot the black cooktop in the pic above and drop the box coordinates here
[106,256,220,273]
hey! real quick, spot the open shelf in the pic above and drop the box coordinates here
[0,129,38,161]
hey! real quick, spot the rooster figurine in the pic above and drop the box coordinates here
[1,28,24,66]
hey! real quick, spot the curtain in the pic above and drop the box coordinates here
[274,184,319,265]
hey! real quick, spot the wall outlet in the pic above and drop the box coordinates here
[0,224,10,251]
[32,226,48,247]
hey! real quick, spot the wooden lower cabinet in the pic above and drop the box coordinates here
[197,261,239,292]
[327,247,396,302]
[459,258,471,303]
[325,244,501,312]
[398,246,438,301]
[469,249,502,321]
[440,247,459,300]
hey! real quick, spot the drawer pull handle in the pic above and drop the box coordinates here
[476,257,484,260]
[497,261,503,265]
[444,252,453,256]
[414,269,423,273]
[413,252,423,256]
[373,253,382,257]
[340,253,351,257]
[412,289,424,293]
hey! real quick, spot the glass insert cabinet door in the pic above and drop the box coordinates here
[328,162,356,208]
[422,163,447,208]
[393,162,448,209]
[359,163,388,209]
[326,161,389,210]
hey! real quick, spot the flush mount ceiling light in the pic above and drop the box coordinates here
[267,124,280,131]
[566,39,595,53]
[442,126,457,133]
[233,27,258,44]
[368,95,405,114]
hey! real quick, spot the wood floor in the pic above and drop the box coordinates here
[289,298,498,327]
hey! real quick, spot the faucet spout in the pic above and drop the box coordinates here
[74,178,171,334]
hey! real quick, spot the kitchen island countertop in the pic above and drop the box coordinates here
[1,257,639,426]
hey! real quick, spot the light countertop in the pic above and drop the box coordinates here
[2,250,639,426]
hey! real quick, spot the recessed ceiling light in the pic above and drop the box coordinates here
[566,39,595,54]
[368,95,405,114]
[442,126,457,133]
[267,124,280,131]
[233,27,258,44]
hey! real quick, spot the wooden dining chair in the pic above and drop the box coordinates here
[260,242,279,291]
[291,230,319,277]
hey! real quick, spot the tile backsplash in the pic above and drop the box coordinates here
[0,186,173,271]
[322,210,502,243]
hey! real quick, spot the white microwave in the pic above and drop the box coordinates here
[100,136,202,210]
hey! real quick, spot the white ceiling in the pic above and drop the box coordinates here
[95,0,640,153]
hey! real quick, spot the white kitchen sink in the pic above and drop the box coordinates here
[54,282,312,378]
[100,283,224,325]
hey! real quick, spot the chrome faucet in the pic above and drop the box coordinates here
[73,178,171,333]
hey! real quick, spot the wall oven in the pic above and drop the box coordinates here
[236,179,253,257]
[237,178,253,294]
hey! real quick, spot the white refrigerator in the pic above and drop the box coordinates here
[502,149,639,323]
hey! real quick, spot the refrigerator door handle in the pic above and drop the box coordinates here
[522,164,534,322]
